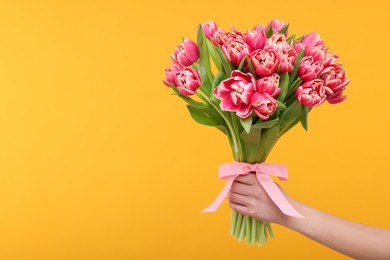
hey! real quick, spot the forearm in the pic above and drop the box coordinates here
[280,200,390,260]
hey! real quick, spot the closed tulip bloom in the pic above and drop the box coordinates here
[256,73,281,97]
[296,79,327,107]
[251,92,278,120]
[174,67,201,96]
[301,32,324,50]
[201,20,218,40]
[163,62,183,87]
[250,49,280,76]
[213,28,244,48]
[222,39,251,66]
[266,19,288,35]
[298,56,323,82]
[244,28,266,51]
[172,39,199,67]
[320,63,350,92]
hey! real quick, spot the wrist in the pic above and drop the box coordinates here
[276,198,306,230]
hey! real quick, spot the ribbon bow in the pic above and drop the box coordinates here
[201,162,303,218]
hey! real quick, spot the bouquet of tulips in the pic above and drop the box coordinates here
[163,19,350,245]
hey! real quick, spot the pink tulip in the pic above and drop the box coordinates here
[320,63,350,93]
[265,33,289,50]
[163,62,183,87]
[250,49,280,76]
[278,49,296,73]
[256,73,281,97]
[213,70,256,118]
[201,20,218,40]
[173,67,201,96]
[213,28,244,48]
[293,41,305,53]
[296,79,327,107]
[326,89,347,104]
[244,28,266,50]
[251,92,277,120]
[266,19,288,35]
[306,46,326,62]
[300,32,326,61]
[301,32,324,50]
[172,39,199,67]
[222,39,251,66]
[253,24,264,32]
[322,52,339,67]
[264,35,296,74]
[298,56,323,82]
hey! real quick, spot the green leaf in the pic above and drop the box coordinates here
[276,100,286,110]
[211,71,226,91]
[266,26,274,38]
[187,105,224,126]
[169,85,209,109]
[279,100,302,129]
[215,47,232,76]
[289,49,304,85]
[253,118,279,129]
[300,105,309,131]
[237,55,247,71]
[295,35,304,42]
[245,56,256,76]
[240,116,252,134]
[276,73,289,102]
[286,78,303,101]
[197,24,213,94]
[257,124,279,161]
[205,39,222,71]
[287,33,296,44]
[279,24,289,34]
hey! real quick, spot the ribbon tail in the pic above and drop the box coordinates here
[257,174,304,218]
[201,178,235,212]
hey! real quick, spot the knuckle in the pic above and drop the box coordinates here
[248,208,256,217]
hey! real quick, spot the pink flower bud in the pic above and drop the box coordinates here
[163,62,183,87]
[266,19,288,35]
[298,56,323,82]
[256,73,281,97]
[244,28,266,51]
[222,39,251,66]
[320,63,350,104]
[201,21,218,40]
[250,49,280,76]
[212,28,244,48]
[320,63,350,93]
[213,70,256,118]
[296,79,327,107]
[251,92,277,120]
[301,32,324,50]
[173,67,201,96]
[172,39,199,67]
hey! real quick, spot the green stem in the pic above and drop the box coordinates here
[196,89,241,159]
[239,216,246,241]
[251,217,257,244]
[230,211,238,236]
[246,215,251,244]
[234,213,243,239]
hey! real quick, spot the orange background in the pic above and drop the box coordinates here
[0,0,389,259]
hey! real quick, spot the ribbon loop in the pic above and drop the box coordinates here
[201,162,304,218]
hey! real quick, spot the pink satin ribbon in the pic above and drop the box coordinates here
[201,162,304,218]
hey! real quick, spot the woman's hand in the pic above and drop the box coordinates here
[228,173,390,259]
[227,173,291,224]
